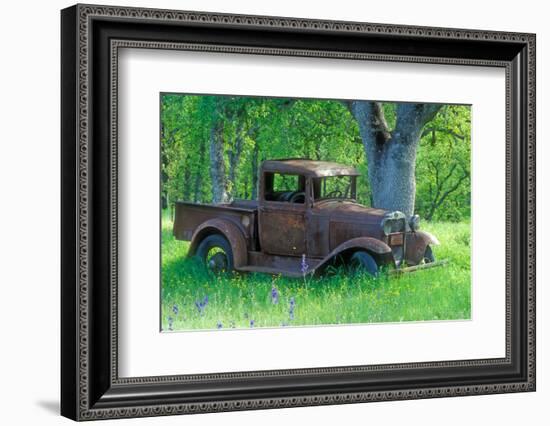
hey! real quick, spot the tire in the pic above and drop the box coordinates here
[196,234,234,274]
[423,245,435,264]
[349,250,379,277]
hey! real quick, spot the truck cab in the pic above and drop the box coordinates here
[258,159,359,257]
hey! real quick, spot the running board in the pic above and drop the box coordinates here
[238,257,447,278]
[389,259,448,275]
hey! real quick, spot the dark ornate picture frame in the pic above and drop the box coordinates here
[61,3,536,421]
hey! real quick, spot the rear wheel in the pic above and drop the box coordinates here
[196,234,234,275]
[349,250,379,277]
[423,245,435,264]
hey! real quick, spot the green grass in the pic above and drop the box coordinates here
[161,213,471,331]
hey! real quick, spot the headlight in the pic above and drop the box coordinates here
[382,220,393,236]
[409,214,420,232]
[381,211,407,235]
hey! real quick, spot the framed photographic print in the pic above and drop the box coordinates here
[61,3,536,421]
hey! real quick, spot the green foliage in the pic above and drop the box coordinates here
[160,214,471,331]
[415,105,471,221]
[161,94,471,221]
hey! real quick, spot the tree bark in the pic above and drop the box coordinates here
[209,116,229,204]
[160,122,169,209]
[227,123,245,200]
[193,139,206,203]
[251,140,259,200]
[349,101,441,216]
[181,153,191,202]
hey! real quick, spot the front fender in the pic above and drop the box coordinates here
[405,230,440,265]
[314,237,393,272]
[188,218,248,268]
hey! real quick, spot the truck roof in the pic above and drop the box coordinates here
[261,159,360,178]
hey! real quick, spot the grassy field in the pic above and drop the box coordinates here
[161,213,471,331]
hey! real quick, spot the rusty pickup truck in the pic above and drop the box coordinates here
[173,159,440,277]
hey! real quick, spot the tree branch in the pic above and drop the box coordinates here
[434,170,470,211]
[372,102,392,142]
[417,104,442,124]
[348,101,391,149]
[340,100,354,113]
[421,127,465,140]
[394,104,442,145]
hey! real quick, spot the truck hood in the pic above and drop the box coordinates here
[311,200,389,224]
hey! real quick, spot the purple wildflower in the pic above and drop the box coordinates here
[194,295,209,315]
[217,321,223,329]
[168,316,173,331]
[250,319,255,328]
[172,304,179,316]
[301,254,309,276]
[271,286,279,304]
[289,297,296,320]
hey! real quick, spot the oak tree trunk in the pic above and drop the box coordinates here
[350,102,441,216]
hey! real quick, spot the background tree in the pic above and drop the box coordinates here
[348,101,441,216]
[415,105,471,221]
[161,94,471,222]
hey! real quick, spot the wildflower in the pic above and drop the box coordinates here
[172,304,179,316]
[300,254,309,276]
[194,295,209,315]
[168,316,173,331]
[217,321,223,329]
[289,297,296,320]
[250,319,255,328]
[271,286,279,304]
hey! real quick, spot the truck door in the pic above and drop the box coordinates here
[259,172,307,256]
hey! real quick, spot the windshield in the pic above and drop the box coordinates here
[313,175,356,201]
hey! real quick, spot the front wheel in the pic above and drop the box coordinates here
[196,234,234,275]
[349,250,379,277]
[423,245,435,264]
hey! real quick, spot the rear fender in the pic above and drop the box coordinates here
[188,218,248,268]
[405,230,440,265]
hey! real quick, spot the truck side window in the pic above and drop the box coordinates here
[264,173,305,203]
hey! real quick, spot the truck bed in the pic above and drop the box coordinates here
[173,200,257,242]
